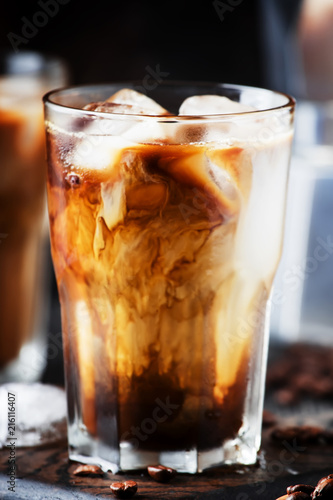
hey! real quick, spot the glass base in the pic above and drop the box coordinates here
[68,431,258,474]
[119,439,258,473]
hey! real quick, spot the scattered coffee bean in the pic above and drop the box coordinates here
[270,425,326,445]
[72,464,104,477]
[266,343,333,405]
[275,389,296,406]
[286,484,314,495]
[285,493,311,500]
[276,473,333,500]
[147,464,176,483]
[316,474,333,487]
[110,480,137,499]
[313,477,333,498]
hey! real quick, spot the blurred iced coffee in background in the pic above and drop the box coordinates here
[259,0,333,344]
[0,51,68,382]
[298,0,333,100]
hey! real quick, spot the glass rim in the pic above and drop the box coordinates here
[43,81,296,122]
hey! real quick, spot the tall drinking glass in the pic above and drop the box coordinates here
[0,51,68,382]
[43,83,295,473]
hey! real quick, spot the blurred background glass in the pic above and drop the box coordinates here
[259,0,333,100]
[259,0,333,344]
[0,50,68,382]
[270,101,333,344]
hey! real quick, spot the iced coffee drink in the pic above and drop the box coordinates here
[0,52,67,381]
[44,83,295,472]
[0,77,46,368]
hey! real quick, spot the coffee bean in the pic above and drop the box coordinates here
[266,343,333,404]
[147,464,176,483]
[313,477,333,498]
[72,464,104,477]
[275,388,296,406]
[270,425,324,445]
[286,484,314,495]
[316,474,333,487]
[285,492,311,500]
[110,480,137,499]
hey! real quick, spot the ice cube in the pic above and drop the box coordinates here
[126,182,169,211]
[123,120,178,144]
[158,149,241,220]
[179,95,255,116]
[81,89,174,145]
[84,89,171,116]
[93,181,126,257]
[106,88,171,116]
[206,146,252,203]
[177,95,256,144]
[84,101,159,115]
[105,90,180,143]
[72,135,130,171]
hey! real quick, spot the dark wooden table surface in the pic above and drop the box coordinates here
[1,343,333,499]
[1,425,333,500]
